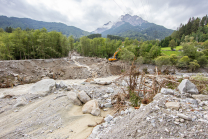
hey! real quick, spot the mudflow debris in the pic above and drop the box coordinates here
[0,54,208,139]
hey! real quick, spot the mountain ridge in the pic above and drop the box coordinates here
[0,15,90,38]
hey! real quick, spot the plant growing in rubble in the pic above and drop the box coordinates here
[129,91,140,107]
[126,60,141,107]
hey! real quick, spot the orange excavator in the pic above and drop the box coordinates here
[108,48,121,62]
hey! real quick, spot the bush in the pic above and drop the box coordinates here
[189,60,200,71]
[136,56,144,65]
[197,55,208,67]
[177,56,190,68]
[169,54,178,65]
[202,49,208,56]
[155,56,171,66]
[129,91,139,107]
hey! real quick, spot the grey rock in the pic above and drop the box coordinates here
[97,81,112,85]
[14,97,27,107]
[128,107,135,113]
[82,100,101,116]
[125,109,129,114]
[104,103,113,108]
[29,79,55,96]
[65,86,71,91]
[0,94,5,99]
[106,87,114,93]
[102,94,108,99]
[59,81,67,89]
[183,74,190,79]
[104,114,113,123]
[120,110,124,115]
[161,88,174,95]
[185,98,198,105]
[91,108,101,116]
[192,94,208,101]
[177,113,192,121]
[77,90,91,103]
[178,79,199,94]
[67,91,82,106]
[180,118,185,123]
[90,125,100,138]
[165,102,180,110]
[55,83,60,88]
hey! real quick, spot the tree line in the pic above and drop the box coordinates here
[160,15,208,48]
[0,27,71,60]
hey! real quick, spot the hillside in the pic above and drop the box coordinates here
[0,16,90,38]
[102,22,173,40]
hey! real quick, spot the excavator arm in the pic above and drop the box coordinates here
[108,48,121,62]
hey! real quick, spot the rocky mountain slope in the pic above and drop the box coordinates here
[93,14,174,40]
[0,16,90,38]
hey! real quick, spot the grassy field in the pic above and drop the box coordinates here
[161,46,183,51]
[162,51,182,56]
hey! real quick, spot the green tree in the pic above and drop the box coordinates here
[168,39,176,50]
[148,45,161,59]
[68,35,74,50]
[124,37,130,47]
[182,43,197,59]
[119,48,135,61]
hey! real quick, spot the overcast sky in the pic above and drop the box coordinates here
[0,0,208,32]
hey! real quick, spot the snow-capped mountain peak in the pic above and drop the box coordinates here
[93,14,148,34]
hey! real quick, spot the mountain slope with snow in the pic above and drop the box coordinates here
[93,14,174,40]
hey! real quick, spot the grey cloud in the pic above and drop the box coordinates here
[0,0,69,24]
[0,0,208,32]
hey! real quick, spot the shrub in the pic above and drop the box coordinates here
[202,49,208,56]
[177,56,190,68]
[197,55,208,67]
[169,54,178,65]
[155,56,171,66]
[136,56,144,65]
[129,91,139,107]
[189,60,200,71]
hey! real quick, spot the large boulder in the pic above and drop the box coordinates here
[178,79,199,94]
[82,100,101,116]
[77,90,91,103]
[67,91,82,106]
[29,79,55,96]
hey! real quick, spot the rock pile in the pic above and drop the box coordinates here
[88,79,208,139]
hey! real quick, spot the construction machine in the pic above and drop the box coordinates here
[108,48,121,62]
